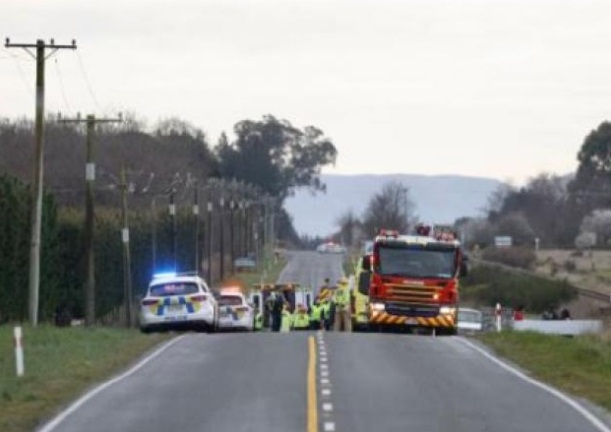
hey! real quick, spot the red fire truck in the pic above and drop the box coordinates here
[362,225,468,335]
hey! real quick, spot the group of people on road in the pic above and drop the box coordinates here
[262,277,353,332]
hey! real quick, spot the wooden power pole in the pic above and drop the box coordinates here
[4,38,77,326]
[120,167,133,327]
[59,113,122,326]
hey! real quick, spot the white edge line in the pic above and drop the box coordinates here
[38,335,187,432]
[457,337,611,432]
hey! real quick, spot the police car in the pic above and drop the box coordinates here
[139,272,219,333]
[217,288,255,332]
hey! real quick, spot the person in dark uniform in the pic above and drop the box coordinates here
[270,291,284,332]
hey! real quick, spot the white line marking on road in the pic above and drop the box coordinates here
[321,370,329,377]
[324,421,336,431]
[322,388,331,396]
[321,378,330,385]
[322,403,333,412]
[38,335,187,432]
[457,337,611,432]
[320,363,328,370]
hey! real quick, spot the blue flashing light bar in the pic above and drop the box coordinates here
[152,271,177,279]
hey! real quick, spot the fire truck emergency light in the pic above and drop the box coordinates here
[378,229,399,237]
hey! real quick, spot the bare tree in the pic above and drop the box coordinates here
[335,210,361,248]
[361,181,417,237]
[579,209,611,246]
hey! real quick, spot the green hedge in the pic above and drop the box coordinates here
[461,264,577,313]
[0,174,203,322]
[0,175,59,322]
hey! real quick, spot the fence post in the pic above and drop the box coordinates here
[495,303,502,332]
[14,326,24,377]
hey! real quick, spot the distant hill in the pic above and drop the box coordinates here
[284,174,504,237]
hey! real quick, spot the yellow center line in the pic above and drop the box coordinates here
[307,336,318,432]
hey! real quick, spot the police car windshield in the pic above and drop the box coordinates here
[149,282,199,297]
[378,246,456,279]
[218,295,243,306]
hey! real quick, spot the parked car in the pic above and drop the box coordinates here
[139,272,219,333]
[317,242,345,254]
[217,288,255,331]
[457,307,483,334]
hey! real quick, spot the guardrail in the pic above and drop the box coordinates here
[513,319,603,336]
[472,258,611,304]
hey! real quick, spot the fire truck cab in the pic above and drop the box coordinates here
[362,226,468,335]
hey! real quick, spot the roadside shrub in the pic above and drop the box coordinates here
[563,260,577,273]
[461,265,577,313]
[482,246,536,269]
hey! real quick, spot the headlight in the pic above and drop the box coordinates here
[440,306,456,315]
[370,302,385,311]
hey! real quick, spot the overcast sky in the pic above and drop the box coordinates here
[2,0,611,185]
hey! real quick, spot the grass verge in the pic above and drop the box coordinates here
[0,325,171,432]
[478,331,611,411]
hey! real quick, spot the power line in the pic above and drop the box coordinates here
[75,51,101,110]
[53,58,72,112]
[6,50,33,98]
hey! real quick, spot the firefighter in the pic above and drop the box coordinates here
[319,278,332,303]
[333,277,352,332]
[310,298,323,330]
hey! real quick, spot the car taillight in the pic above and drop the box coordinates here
[141,298,158,306]
[190,295,207,302]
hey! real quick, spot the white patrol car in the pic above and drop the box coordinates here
[217,288,255,331]
[139,272,219,333]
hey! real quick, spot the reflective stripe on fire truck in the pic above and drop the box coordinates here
[369,311,455,327]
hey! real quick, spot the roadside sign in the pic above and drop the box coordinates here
[494,236,512,248]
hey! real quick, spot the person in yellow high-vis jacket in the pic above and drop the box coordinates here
[293,304,310,330]
[254,308,263,331]
[333,278,352,332]
[310,299,323,330]
[280,303,293,332]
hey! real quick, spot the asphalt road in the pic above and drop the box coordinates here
[39,251,611,432]
[276,250,344,294]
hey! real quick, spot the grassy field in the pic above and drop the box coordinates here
[535,249,611,294]
[0,325,171,432]
[479,331,611,411]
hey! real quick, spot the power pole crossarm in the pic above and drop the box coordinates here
[5,37,76,326]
